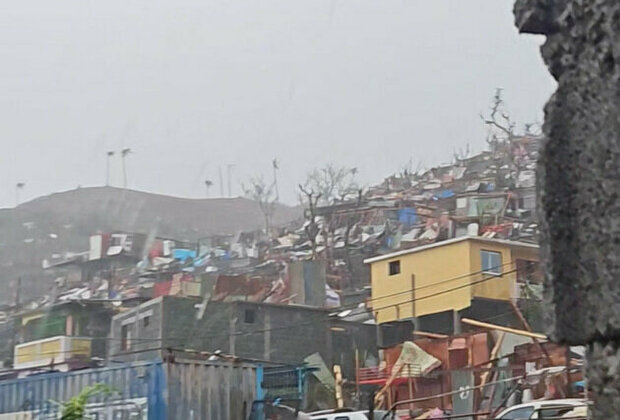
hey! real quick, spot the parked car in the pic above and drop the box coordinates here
[249,399,311,420]
[494,399,589,419]
[309,408,388,420]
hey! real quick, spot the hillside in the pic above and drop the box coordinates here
[0,187,302,302]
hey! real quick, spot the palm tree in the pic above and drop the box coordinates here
[204,179,213,197]
[15,182,25,206]
[106,151,115,186]
[121,148,132,188]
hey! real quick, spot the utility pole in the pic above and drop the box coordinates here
[227,164,235,197]
[218,166,224,197]
[15,182,25,207]
[272,158,280,201]
[15,277,21,307]
[121,148,131,188]
[106,151,115,186]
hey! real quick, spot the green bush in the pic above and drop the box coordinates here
[57,383,113,420]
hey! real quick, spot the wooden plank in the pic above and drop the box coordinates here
[374,363,405,408]
[334,365,344,408]
[461,318,547,340]
[480,332,505,389]
[509,300,553,364]
[413,331,449,339]
[478,333,505,412]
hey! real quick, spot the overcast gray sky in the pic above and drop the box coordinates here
[0,0,554,208]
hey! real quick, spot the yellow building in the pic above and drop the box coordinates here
[364,236,540,324]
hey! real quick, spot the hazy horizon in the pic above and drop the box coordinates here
[0,0,554,208]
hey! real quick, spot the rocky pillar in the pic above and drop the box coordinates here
[514,0,620,418]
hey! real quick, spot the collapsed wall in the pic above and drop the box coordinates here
[514,0,620,418]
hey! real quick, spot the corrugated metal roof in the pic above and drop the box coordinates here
[364,236,539,264]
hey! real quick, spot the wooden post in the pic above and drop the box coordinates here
[408,364,414,412]
[375,311,382,348]
[229,306,236,356]
[264,310,271,360]
[564,346,572,398]
[509,300,553,364]
[486,370,500,416]
[479,333,505,413]
[411,274,416,317]
[334,365,344,408]
[374,363,405,408]
[355,349,360,404]
[453,310,462,335]
[480,333,505,389]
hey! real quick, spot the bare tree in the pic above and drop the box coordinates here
[480,88,516,149]
[480,89,538,182]
[298,184,322,259]
[342,188,364,271]
[399,158,422,179]
[304,164,358,205]
[242,175,278,236]
[272,158,280,201]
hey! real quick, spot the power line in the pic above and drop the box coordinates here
[0,292,535,366]
[116,267,519,345]
[0,266,535,362]
[370,268,518,313]
[0,306,527,362]
[9,266,525,347]
[127,269,522,346]
[329,260,518,315]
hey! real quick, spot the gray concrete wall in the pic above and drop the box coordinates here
[109,296,377,378]
[233,301,332,365]
[162,296,229,352]
[514,1,620,418]
[108,297,164,362]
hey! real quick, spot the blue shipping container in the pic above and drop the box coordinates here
[0,360,257,419]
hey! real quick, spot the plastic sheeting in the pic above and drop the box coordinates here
[392,341,441,377]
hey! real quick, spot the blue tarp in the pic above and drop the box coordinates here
[398,207,417,226]
[173,248,197,261]
[434,189,455,199]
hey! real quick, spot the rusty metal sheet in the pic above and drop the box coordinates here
[469,333,489,367]
[415,338,450,369]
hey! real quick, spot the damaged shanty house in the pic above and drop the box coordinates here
[8,300,118,378]
[266,135,543,311]
[31,133,542,321]
[41,231,198,301]
[357,328,586,417]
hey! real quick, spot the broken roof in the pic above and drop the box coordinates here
[363,235,539,264]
